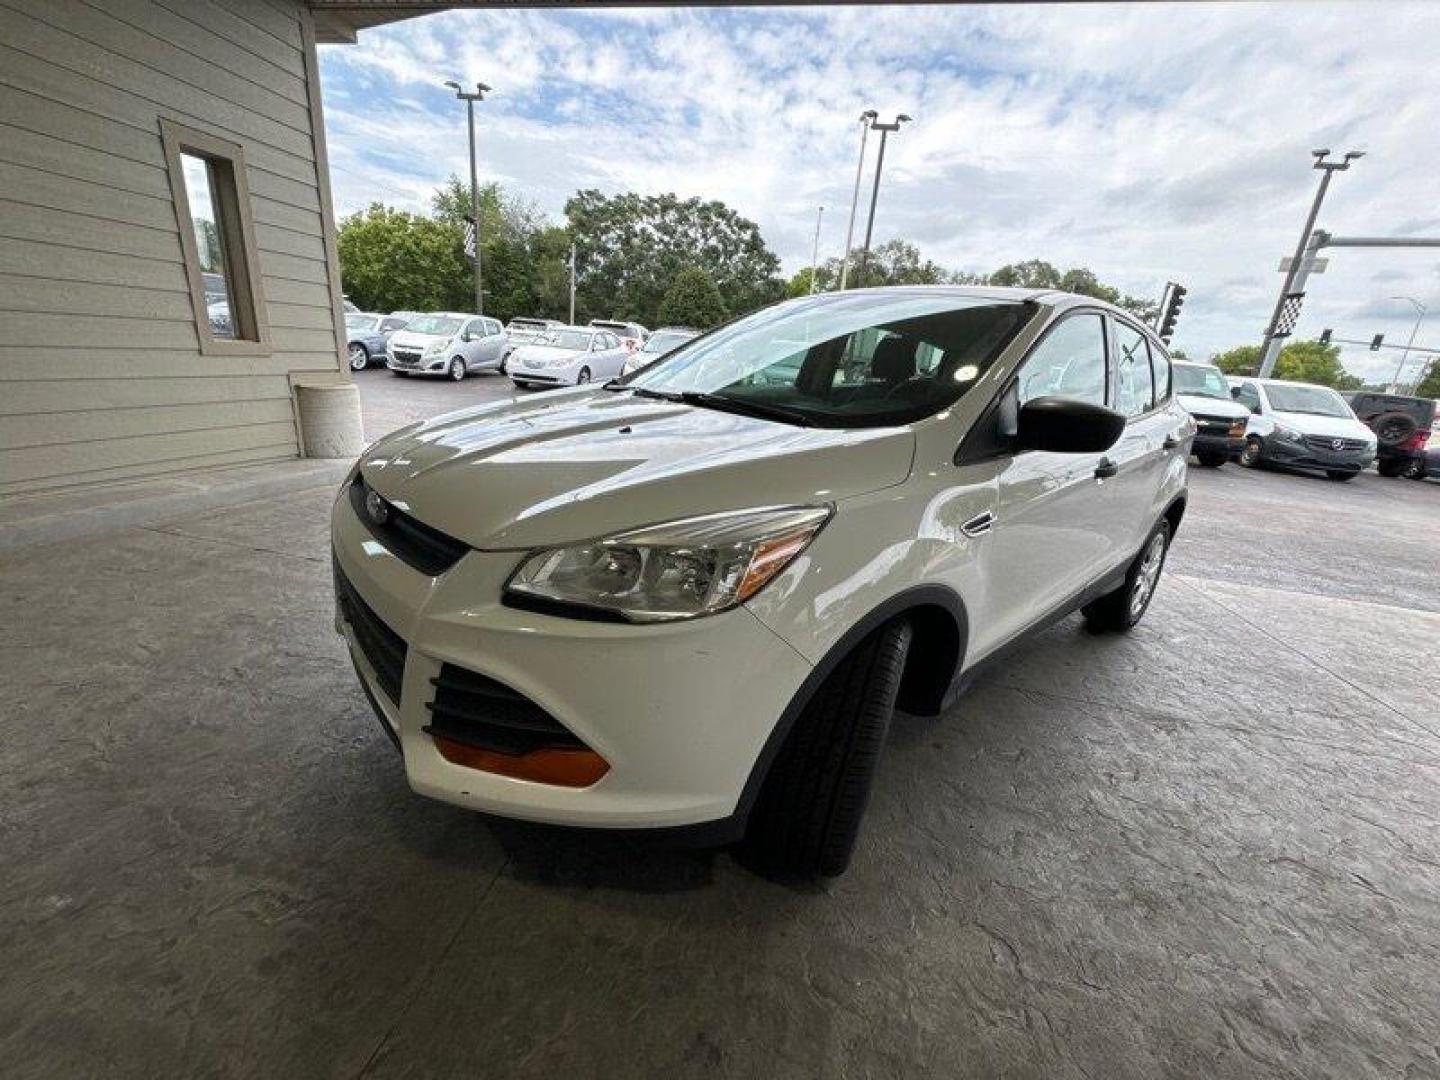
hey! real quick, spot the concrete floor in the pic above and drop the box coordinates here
[4,372,1440,1078]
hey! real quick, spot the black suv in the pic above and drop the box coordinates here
[1347,392,1436,477]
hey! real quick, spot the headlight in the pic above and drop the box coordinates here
[505,506,832,622]
[423,341,446,356]
[1274,424,1304,443]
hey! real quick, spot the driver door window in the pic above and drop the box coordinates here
[1235,382,1261,414]
[1016,314,1107,407]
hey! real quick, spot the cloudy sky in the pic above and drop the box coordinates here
[318,2,1440,383]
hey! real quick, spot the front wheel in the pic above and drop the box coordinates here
[1325,470,1355,482]
[1377,458,1408,478]
[348,343,369,371]
[1195,450,1228,468]
[740,619,913,879]
[448,357,466,381]
[575,366,592,385]
[1083,520,1171,633]
[1238,437,1264,468]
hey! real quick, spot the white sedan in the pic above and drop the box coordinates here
[508,327,631,389]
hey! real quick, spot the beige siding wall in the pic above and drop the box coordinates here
[0,0,346,496]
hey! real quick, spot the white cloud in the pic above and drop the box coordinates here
[318,2,1440,371]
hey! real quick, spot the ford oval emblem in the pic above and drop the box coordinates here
[364,488,390,526]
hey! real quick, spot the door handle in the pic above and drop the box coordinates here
[1162,434,1181,450]
[1094,458,1118,479]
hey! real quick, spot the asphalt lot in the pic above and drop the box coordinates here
[4,370,1439,1078]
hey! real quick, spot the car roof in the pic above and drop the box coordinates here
[825,284,1155,323]
[1249,376,1346,389]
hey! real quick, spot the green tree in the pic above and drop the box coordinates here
[987,259,1157,321]
[1212,339,1362,389]
[658,267,729,329]
[565,191,783,326]
[336,204,470,314]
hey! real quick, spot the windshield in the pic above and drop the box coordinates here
[540,330,594,351]
[344,314,378,331]
[1266,384,1352,418]
[641,330,697,355]
[1173,363,1231,400]
[404,315,463,337]
[622,292,1035,428]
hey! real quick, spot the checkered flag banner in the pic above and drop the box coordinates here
[1272,291,1306,338]
[463,216,476,261]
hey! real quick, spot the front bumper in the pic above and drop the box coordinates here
[387,352,448,375]
[1192,432,1244,456]
[1260,436,1373,473]
[330,491,812,829]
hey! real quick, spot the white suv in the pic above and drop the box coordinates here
[1230,377,1376,480]
[332,287,1192,876]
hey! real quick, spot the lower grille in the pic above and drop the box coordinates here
[1303,435,1366,452]
[334,559,407,704]
[392,349,422,363]
[425,663,585,756]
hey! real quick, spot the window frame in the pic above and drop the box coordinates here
[1107,313,1172,420]
[160,119,270,356]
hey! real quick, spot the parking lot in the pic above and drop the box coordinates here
[4,371,1439,1079]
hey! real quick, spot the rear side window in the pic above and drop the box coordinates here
[1113,321,1154,416]
[1017,313,1108,407]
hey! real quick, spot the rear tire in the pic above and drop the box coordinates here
[1377,458,1408,478]
[1238,437,1263,468]
[1374,411,1418,448]
[1326,470,1355,482]
[1083,520,1171,633]
[1196,450,1228,468]
[740,619,912,879]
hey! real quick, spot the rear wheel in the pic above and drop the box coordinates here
[1377,458,1408,478]
[1083,520,1170,633]
[1195,450,1228,468]
[348,343,369,371]
[448,357,466,381]
[1238,437,1263,468]
[741,619,912,879]
[1326,470,1355,482]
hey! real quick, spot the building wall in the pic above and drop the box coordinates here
[0,0,349,496]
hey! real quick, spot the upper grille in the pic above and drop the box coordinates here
[348,477,469,576]
[334,559,407,705]
[1303,435,1367,452]
[425,663,585,756]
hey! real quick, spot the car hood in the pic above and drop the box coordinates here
[389,330,450,350]
[512,345,579,365]
[1272,411,1373,440]
[1177,393,1248,419]
[360,389,916,549]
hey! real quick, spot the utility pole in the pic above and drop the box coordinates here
[809,205,824,293]
[568,244,577,325]
[856,114,912,289]
[1388,296,1427,392]
[838,110,876,291]
[1256,149,1362,377]
[445,80,491,316]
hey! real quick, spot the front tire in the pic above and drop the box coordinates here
[448,357,466,381]
[576,366,592,385]
[741,619,913,879]
[348,343,369,371]
[1083,520,1171,633]
[1377,458,1408,478]
[1195,450,1228,468]
[1238,437,1263,468]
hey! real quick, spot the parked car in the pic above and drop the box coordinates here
[1405,443,1440,480]
[1346,391,1436,478]
[1172,361,1249,466]
[619,326,701,377]
[588,319,648,351]
[386,313,508,380]
[1229,377,1376,480]
[502,318,565,362]
[508,326,630,388]
[344,313,404,370]
[332,286,1190,877]
[342,296,360,314]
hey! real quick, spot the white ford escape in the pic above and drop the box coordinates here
[332,287,1192,876]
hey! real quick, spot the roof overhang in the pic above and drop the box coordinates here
[308,2,451,44]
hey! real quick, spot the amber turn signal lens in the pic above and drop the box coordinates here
[433,736,610,788]
[737,529,816,601]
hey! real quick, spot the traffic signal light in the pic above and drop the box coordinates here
[1319,328,1332,345]
[1370,333,1384,351]
[1158,283,1187,343]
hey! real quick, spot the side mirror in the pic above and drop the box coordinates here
[460,331,473,343]
[1015,396,1125,454]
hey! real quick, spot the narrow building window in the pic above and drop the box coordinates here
[160,120,270,355]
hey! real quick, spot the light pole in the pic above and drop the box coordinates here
[856,113,912,289]
[838,110,877,291]
[568,244,577,324]
[809,205,824,293]
[1256,148,1363,377]
[1389,295,1427,392]
[444,79,490,316]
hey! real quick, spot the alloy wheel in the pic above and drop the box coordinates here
[348,344,367,371]
[1129,533,1166,618]
[449,358,465,381]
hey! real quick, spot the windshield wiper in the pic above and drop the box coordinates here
[679,392,815,427]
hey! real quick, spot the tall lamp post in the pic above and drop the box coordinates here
[1255,148,1362,377]
[809,205,824,293]
[855,113,912,289]
[444,79,491,316]
[1389,295,1427,392]
[838,110,877,291]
